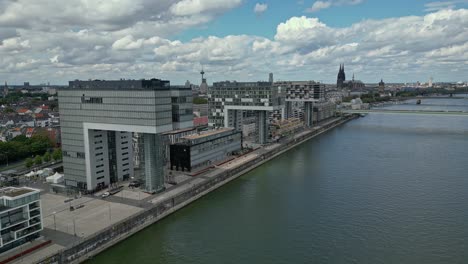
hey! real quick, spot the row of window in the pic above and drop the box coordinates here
[81,96,103,104]
[63,151,85,159]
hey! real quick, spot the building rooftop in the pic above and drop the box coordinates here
[182,128,234,140]
[68,78,171,90]
[0,187,38,198]
[162,127,197,135]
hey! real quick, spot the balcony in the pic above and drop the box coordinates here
[29,203,40,210]
[30,210,40,218]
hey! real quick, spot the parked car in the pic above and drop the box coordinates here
[101,192,110,198]
[128,181,141,188]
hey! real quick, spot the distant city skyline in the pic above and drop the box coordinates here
[0,0,467,85]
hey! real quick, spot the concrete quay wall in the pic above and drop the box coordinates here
[36,115,358,264]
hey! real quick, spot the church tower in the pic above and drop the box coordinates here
[379,79,385,93]
[3,82,8,98]
[336,64,346,89]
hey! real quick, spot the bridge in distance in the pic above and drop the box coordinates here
[340,109,468,117]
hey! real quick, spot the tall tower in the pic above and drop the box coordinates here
[269,73,273,83]
[336,64,346,89]
[3,82,8,98]
[200,67,208,94]
[379,79,385,93]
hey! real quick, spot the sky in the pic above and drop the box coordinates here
[0,0,467,85]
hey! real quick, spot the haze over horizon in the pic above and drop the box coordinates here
[0,0,467,85]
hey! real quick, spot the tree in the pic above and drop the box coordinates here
[43,152,51,163]
[25,158,33,168]
[34,155,43,166]
[193,97,208,104]
[3,107,15,113]
[52,148,62,161]
[30,134,53,155]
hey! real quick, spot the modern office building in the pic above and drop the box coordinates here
[58,79,193,193]
[0,187,42,254]
[313,101,336,122]
[170,128,242,172]
[208,81,283,144]
[275,81,325,127]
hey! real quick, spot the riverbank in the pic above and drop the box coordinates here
[33,115,358,264]
[85,99,468,264]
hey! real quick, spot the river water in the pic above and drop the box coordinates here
[88,99,468,264]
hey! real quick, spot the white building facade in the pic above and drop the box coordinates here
[0,187,42,254]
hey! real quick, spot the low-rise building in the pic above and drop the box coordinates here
[0,187,42,254]
[270,118,303,139]
[170,128,242,172]
[242,122,256,138]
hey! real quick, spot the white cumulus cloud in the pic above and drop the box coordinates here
[0,1,465,84]
[306,1,332,12]
[254,3,268,15]
[306,0,364,12]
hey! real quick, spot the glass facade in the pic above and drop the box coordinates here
[0,187,42,252]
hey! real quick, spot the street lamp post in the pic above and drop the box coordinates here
[73,218,76,236]
[52,212,56,231]
[108,203,111,223]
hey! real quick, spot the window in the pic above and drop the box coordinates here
[122,163,129,167]
[96,170,104,174]
[81,96,103,104]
